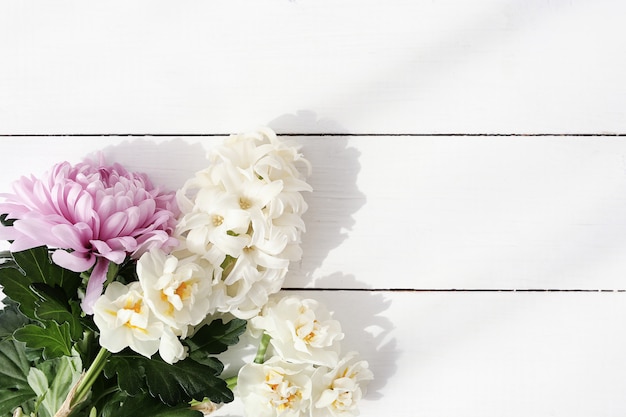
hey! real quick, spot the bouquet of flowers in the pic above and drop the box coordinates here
[0,128,372,417]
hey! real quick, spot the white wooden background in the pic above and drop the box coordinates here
[2,1,626,416]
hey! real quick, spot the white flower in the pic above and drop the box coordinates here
[137,248,213,336]
[175,128,311,320]
[311,352,374,417]
[159,326,188,364]
[237,357,315,417]
[251,295,344,367]
[219,266,287,320]
[93,282,162,358]
[201,161,284,248]
[177,190,251,262]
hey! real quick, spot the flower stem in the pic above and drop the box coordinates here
[254,333,271,364]
[71,347,111,408]
[225,333,271,391]
[225,376,238,390]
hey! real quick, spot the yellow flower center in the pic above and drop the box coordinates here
[124,299,143,314]
[175,281,191,300]
[297,319,320,344]
[264,372,302,411]
[239,197,252,210]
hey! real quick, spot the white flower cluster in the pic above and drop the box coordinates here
[93,249,215,364]
[176,127,312,319]
[238,295,373,417]
[93,128,312,364]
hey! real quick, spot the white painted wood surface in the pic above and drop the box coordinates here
[1,137,626,416]
[2,1,626,416]
[1,1,626,134]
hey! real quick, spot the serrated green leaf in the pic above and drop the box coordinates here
[0,267,37,319]
[192,356,225,374]
[13,246,81,300]
[13,322,72,359]
[0,339,32,389]
[101,392,203,417]
[0,390,35,417]
[184,318,247,359]
[0,301,31,341]
[104,354,233,406]
[0,247,81,321]
[0,339,36,415]
[30,283,83,341]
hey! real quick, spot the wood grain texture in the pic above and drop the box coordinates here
[1,1,625,134]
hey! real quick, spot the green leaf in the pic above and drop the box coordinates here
[13,246,82,300]
[13,322,73,359]
[101,392,203,417]
[0,267,38,319]
[111,259,136,285]
[0,213,14,227]
[0,258,17,269]
[0,390,35,417]
[0,301,31,341]
[184,318,247,360]
[0,247,81,321]
[27,354,82,417]
[104,353,233,406]
[0,339,36,416]
[30,283,83,341]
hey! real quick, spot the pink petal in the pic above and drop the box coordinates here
[81,258,110,315]
[118,206,140,236]
[107,236,138,253]
[8,234,42,252]
[99,211,127,240]
[52,249,96,272]
[95,193,116,220]
[50,223,92,250]
[13,217,64,248]
[90,240,128,264]
[0,226,19,241]
[73,192,95,224]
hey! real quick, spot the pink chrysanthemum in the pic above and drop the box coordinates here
[0,158,180,314]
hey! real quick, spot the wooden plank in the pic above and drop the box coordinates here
[215,290,626,417]
[296,136,626,290]
[2,137,626,290]
[1,1,625,134]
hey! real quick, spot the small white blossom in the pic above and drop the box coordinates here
[311,352,374,417]
[158,326,188,364]
[251,295,344,367]
[137,248,213,336]
[220,266,287,320]
[238,357,315,417]
[93,282,162,358]
[177,190,251,262]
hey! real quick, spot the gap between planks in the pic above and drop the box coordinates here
[281,288,626,293]
[0,133,625,137]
